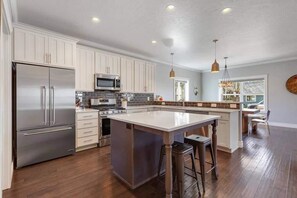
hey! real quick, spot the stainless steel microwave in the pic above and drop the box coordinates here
[94,74,121,91]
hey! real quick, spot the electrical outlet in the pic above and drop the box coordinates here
[197,103,203,107]
[211,103,217,108]
[230,104,237,108]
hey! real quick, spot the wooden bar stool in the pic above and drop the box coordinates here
[158,141,201,197]
[184,135,217,193]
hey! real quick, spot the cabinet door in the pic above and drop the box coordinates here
[76,47,95,91]
[14,28,48,64]
[95,52,109,74]
[145,62,156,93]
[134,60,146,93]
[109,55,121,75]
[48,37,76,68]
[120,57,134,92]
[217,120,230,148]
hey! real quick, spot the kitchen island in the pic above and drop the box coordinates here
[109,111,219,198]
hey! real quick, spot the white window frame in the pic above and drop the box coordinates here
[173,77,190,101]
[218,74,268,112]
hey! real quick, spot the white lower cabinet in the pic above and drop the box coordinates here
[208,111,239,153]
[76,111,99,151]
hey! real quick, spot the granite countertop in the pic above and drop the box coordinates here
[76,107,99,113]
[108,111,220,132]
[126,105,240,113]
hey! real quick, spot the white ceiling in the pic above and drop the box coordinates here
[14,0,297,71]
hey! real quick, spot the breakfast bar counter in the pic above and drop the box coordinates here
[109,111,219,198]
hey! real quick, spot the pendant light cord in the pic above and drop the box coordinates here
[171,52,174,68]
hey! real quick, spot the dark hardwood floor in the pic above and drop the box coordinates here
[3,126,297,198]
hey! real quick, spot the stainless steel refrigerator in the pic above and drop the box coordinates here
[13,63,75,168]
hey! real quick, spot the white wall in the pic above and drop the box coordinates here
[155,63,202,101]
[1,0,13,194]
[202,59,297,125]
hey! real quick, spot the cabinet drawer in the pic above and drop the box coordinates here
[77,135,98,147]
[209,112,230,121]
[77,127,98,138]
[77,119,98,129]
[77,112,98,120]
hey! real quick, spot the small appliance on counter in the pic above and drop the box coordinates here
[90,98,126,147]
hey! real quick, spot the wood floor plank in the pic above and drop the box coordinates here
[3,126,297,198]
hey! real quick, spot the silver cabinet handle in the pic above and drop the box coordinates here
[83,115,93,118]
[23,127,72,136]
[49,54,51,64]
[42,86,47,125]
[83,131,93,134]
[83,122,93,125]
[84,139,93,143]
[51,86,55,125]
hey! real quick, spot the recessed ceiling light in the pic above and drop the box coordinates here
[166,5,175,11]
[92,17,100,23]
[222,8,232,14]
[152,40,157,44]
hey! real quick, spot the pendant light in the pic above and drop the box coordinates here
[169,52,175,79]
[211,39,220,73]
[219,57,232,87]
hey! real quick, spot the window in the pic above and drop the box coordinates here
[174,79,189,101]
[219,76,267,111]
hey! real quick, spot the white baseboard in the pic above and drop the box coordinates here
[238,141,243,148]
[268,122,297,129]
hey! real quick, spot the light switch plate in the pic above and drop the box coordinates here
[197,103,203,107]
[230,104,237,108]
[211,103,217,107]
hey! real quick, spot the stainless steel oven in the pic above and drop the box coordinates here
[94,73,121,91]
[90,98,126,147]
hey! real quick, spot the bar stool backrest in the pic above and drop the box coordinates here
[266,110,271,121]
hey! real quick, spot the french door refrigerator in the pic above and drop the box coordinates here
[13,63,75,168]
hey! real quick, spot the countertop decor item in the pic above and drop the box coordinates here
[286,75,297,94]
[211,39,220,73]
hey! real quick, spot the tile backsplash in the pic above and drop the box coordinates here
[76,91,154,107]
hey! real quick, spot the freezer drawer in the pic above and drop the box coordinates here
[16,126,75,168]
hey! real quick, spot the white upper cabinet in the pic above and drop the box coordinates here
[145,62,156,93]
[134,59,146,93]
[95,51,121,75]
[76,46,95,92]
[108,55,121,75]
[48,37,76,68]
[13,26,78,68]
[120,57,134,92]
[14,28,48,64]
[133,60,156,93]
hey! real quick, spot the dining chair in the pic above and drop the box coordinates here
[251,110,271,134]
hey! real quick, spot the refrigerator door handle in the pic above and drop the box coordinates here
[23,126,73,136]
[51,86,56,125]
[42,86,47,125]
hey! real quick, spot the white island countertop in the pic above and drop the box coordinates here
[108,111,220,132]
[126,105,240,113]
